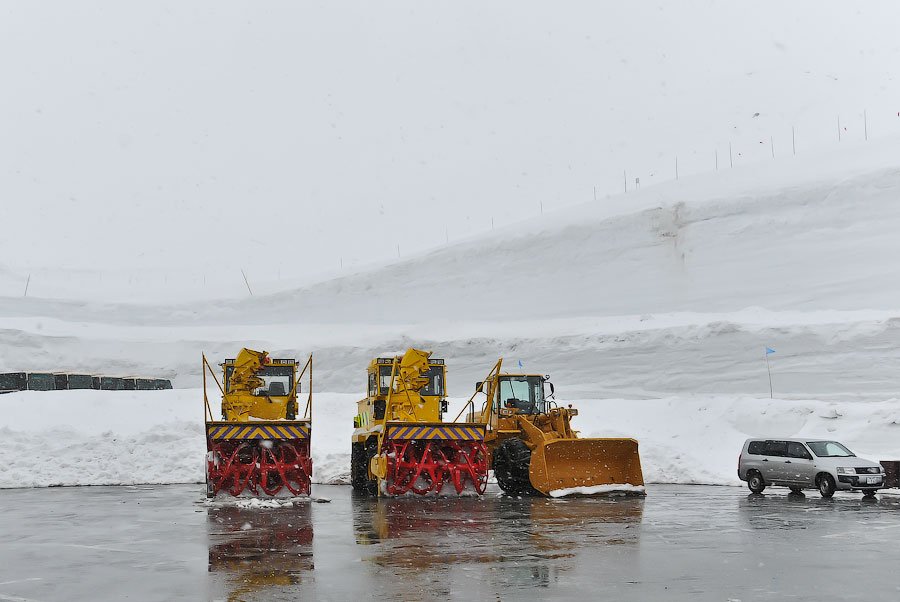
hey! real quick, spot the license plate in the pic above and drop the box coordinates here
[864,476,879,484]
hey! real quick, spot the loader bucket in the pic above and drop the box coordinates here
[528,437,644,497]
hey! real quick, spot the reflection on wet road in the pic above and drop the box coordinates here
[1,485,899,601]
[348,492,643,599]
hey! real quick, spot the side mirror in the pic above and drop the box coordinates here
[475,381,483,392]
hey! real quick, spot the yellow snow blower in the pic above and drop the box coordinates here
[203,348,312,497]
[351,348,488,496]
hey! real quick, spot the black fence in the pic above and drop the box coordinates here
[0,372,172,393]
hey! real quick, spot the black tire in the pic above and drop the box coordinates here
[747,471,766,494]
[363,438,379,496]
[351,442,368,492]
[492,438,538,495]
[789,486,803,494]
[817,474,836,498]
[351,439,379,495]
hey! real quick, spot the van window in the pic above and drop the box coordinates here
[787,442,812,460]
[747,441,765,455]
[763,440,788,457]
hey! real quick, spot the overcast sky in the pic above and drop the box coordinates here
[2,1,899,299]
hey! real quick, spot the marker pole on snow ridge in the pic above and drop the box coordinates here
[764,347,775,399]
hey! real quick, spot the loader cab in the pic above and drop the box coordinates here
[494,374,551,416]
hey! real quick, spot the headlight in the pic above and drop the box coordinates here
[836,467,854,474]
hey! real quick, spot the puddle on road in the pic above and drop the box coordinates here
[206,489,645,600]
[207,503,315,601]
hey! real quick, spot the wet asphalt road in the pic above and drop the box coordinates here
[0,484,899,601]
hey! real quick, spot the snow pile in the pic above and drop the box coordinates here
[233,498,297,509]
[549,484,647,498]
[2,390,898,490]
[4,142,900,403]
[0,389,355,489]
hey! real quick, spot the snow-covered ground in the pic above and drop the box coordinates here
[3,389,898,490]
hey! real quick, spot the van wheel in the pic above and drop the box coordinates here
[817,474,836,498]
[747,471,766,493]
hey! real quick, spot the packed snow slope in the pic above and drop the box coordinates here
[2,390,898,489]
[1,141,900,401]
[4,2,900,299]
[2,141,900,489]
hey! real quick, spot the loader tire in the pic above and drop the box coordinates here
[493,438,539,496]
[351,442,368,492]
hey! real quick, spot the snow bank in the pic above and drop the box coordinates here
[4,143,900,403]
[0,389,356,489]
[549,484,646,498]
[2,390,898,490]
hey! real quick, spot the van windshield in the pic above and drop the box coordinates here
[807,441,855,458]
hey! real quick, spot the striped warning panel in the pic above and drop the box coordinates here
[386,424,484,441]
[206,422,311,440]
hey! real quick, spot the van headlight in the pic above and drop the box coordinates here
[836,467,854,474]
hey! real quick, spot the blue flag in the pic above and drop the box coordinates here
[517,360,523,368]
[765,347,776,355]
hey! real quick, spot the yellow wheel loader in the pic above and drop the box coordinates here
[203,348,313,497]
[466,358,644,497]
[351,348,488,496]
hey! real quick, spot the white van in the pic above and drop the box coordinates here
[738,438,884,498]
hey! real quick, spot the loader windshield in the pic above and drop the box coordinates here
[497,376,546,415]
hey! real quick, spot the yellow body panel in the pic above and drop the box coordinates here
[223,392,292,421]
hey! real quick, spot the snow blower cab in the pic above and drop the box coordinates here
[203,349,313,497]
[468,358,645,497]
[351,348,488,496]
